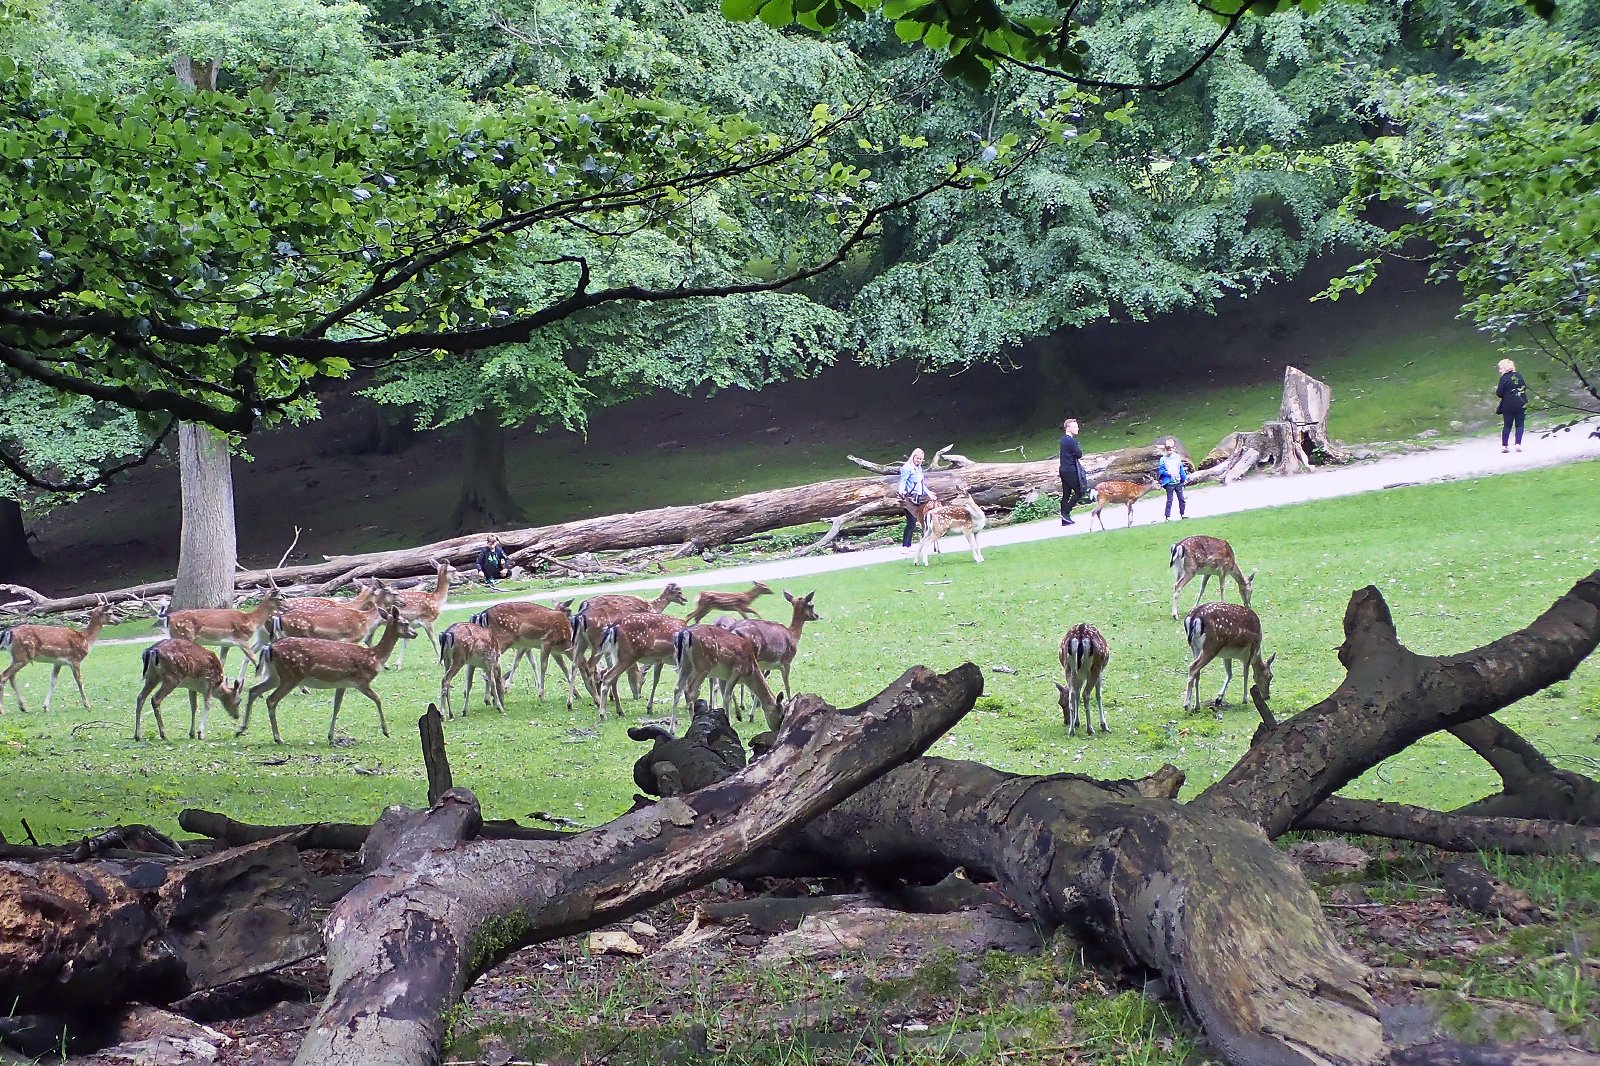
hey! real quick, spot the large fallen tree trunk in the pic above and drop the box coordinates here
[292,664,982,1066]
[1,441,1173,616]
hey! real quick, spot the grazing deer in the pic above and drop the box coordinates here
[0,602,113,713]
[469,600,575,708]
[673,624,782,730]
[438,621,506,719]
[1170,535,1255,620]
[568,583,687,706]
[594,612,687,721]
[1056,623,1111,735]
[914,495,987,566]
[1184,602,1275,713]
[719,590,820,697]
[1089,478,1156,531]
[161,591,285,682]
[134,638,242,741]
[239,607,415,744]
[685,582,773,624]
[267,595,393,646]
[375,561,453,668]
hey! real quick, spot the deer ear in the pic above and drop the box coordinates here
[1265,653,1277,668]
[785,591,794,603]
[1055,682,1069,696]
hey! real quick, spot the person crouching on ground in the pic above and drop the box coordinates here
[478,533,511,589]
[1495,358,1529,453]
[1158,440,1188,521]
[898,448,936,549]
[1058,419,1086,526]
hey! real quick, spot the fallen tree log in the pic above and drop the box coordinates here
[0,838,319,1014]
[1,441,1174,616]
[292,663,983,1066]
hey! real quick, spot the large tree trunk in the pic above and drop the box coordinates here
[170,422,237,611]
[448,406,524,533]
[0,497,37,578]
[1,441,1173,614]
[293,666,982,1066]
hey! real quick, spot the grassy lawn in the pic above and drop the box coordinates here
[3,459,1596,843]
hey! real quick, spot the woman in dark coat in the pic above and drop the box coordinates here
[1495,358,1529,453]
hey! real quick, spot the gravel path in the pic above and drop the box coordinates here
[445,420,1598,612]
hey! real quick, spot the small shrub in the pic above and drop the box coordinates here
[1010,494,1062,524]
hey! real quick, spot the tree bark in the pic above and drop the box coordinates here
[0,838,318,1013]
[1194,574,1600,837]
[448,406,524,534]
[1295,797,1600,859]
[170,422,238,611]
[0,497,37,578]
[293,665,983,1066]
[1446,717,1600,824]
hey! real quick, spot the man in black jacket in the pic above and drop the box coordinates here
[1058,418,1085,526]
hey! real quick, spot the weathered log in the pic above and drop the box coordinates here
[1195,573,1600,837]
[176,809,569,850]
[1294,797,1600,859]
[1448,717,1600,824]
[0,838,318,1014]
[292,664,983,1066]
[741,759,1383,1066]
[1391,1041,1600,1066]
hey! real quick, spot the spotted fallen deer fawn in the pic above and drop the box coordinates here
[914,495,986,566]
[1057,623,1110,735]
[1170,535,1254,620]
[1184,602,1275,713]
[1089,477,1156,531]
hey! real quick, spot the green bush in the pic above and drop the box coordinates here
[1010,493,1062,524]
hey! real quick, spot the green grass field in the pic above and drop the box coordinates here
[3,459,1596,844]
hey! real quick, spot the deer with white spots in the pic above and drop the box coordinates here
[1,602,113,714]
[133,638,242,741]
[1056,623,1110,735]
[1170,535,1254,620]
[239,607,416,744]
[1184,602,1275,713]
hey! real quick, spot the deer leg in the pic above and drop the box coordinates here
[148,689,171,742]
[1214,659,1235,707]
[391,636,408,671]
[43,664,62,713]
[325,689,346,744]
[645,664,664,713]
[626,664,645,700]
[1186,647,1220,713]
[188,690,201,740]
[69,662,89,710]
[1125,502,1135,528]
[265,687,293,745]
[133,677,160,741]
[197,689,218,740]
[965,527,984,563]
[1171,573,1195,620]
[1094,670,1108,733]
[439,662,461,719]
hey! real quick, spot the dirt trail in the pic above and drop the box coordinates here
[445,422,1598,613]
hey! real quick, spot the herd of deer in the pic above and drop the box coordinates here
[0,567,822,744]
[0,527,1271,743]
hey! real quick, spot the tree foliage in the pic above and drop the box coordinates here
[1326,23,1600,413]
